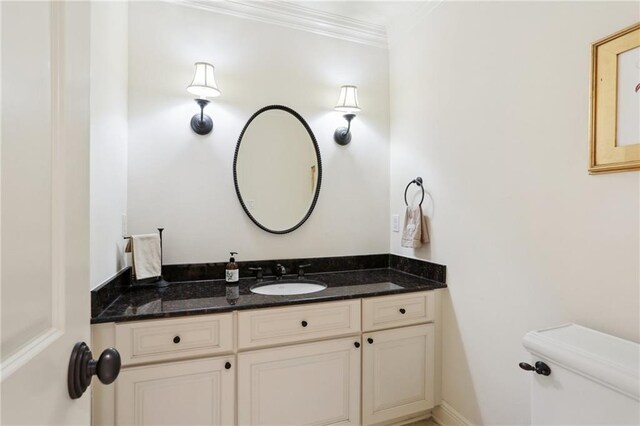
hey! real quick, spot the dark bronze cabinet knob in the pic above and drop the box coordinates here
[225,362,232,370]
[399,308,406,314]
[534,361,551,376]
[301,320,308,327]
[519,362,535,371]
[173,336,181,344]
[68,342,121,399]
[367,338,374,344]
[354,342,360,348]
[519,361,551,376]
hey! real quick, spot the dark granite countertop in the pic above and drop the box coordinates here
[92,268,447,324]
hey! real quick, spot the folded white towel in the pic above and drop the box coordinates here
[401,206,429,248]
[125,234,161,280]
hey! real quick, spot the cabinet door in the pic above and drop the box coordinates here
[116,357,235,426]
[362,324,435,425]
[238,337,361,425]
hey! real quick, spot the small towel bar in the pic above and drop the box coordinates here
[123,228,168,287]
[404,177,424,207]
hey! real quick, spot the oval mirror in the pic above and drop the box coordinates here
[233,105,322,234]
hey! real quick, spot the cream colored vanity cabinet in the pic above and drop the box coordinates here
[115,314,234,365]
[236,299,362,425]
[237,337,361,425]
[361,292,438,426]
[362,291,435,332]
[92,292,441,426]
[362,324,435,425]
[91,313,235,426]
[116,356,235,426]
[237,299,361,349]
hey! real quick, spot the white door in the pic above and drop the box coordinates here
[238,337,361,426]
[362,324,435,425]
[1,1,92,424]
[116,357,236,426]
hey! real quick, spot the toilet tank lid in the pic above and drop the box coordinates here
[523,323,639,401]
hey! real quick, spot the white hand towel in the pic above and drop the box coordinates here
[125,234,161,280]
[401,206,430,248]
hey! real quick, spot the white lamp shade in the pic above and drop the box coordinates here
[187,62,221,98]
[334,85,360,113]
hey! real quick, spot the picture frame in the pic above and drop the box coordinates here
[589,22,640,174]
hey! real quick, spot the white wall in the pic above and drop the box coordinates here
[90,2,128,288]
[127,2,390,264]
[388,2,640,424]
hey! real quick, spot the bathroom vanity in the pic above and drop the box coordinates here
[90,260,446,426]
[87,101,450,425]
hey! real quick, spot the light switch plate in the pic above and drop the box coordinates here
[392,214,400,232]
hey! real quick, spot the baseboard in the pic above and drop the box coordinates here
[432,401,472,426]
[377,410,431,426]
[390,412,431,425]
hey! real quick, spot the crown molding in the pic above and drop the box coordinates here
[168,0,388,49]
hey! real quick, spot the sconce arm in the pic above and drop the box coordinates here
[194,98,210,121]
[334,113,357,146]
[343,113,356,134]
[191,98,213,135]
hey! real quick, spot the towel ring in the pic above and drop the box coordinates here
[404,177,424,207]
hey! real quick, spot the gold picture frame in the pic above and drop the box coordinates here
[589,22,640,174]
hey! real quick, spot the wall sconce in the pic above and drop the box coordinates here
[187,62,221,135]
[333,85,361,145]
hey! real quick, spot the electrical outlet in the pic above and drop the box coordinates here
[392,214,400,232]
[247,199,255,210]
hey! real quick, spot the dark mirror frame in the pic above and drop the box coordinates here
[233,105,323,234]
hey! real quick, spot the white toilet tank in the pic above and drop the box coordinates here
[522,324,639,425]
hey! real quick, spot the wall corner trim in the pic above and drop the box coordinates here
[433,401,473,426]
[167,0,388,49]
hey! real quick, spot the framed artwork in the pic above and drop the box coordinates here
[589,22,640,174]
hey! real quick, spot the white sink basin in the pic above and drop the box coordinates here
[250,280,327,296]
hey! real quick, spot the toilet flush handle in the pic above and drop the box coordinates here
[519,361,551,376]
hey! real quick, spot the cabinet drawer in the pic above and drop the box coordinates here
[115,314,233,365]
[238,300,360,349]
[362,291,434,332]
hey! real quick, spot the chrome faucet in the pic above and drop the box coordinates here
[274,264,286,280]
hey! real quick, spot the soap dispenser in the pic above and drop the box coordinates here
[225,252,239,303]
[226,252,239,283]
